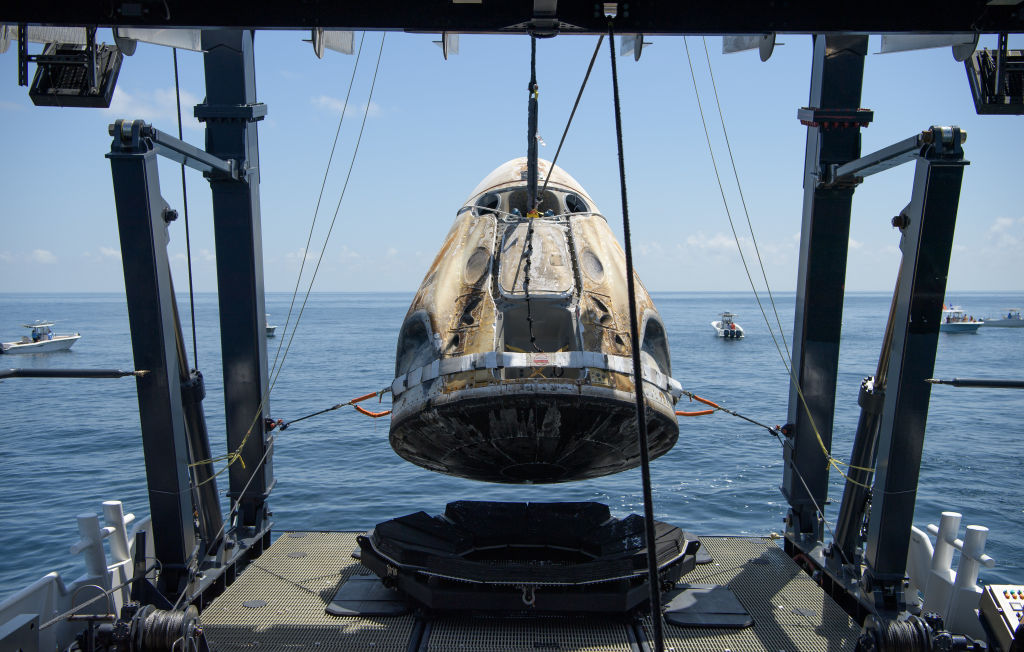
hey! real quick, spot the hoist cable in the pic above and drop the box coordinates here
[527,35,539,211]
[607,24,665,652]
[189,34,386,481]
[270,32,367,379]
[173,47,198,367]
[700,36,792,363]
[682,37,871,486]
[540,34,604,199]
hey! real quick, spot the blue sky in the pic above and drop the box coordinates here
[0,30,1021,294]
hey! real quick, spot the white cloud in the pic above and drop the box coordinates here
[336,245,361,261]
[106,87,203,131]
[0,100,25,111]
[987,217,1024,248]
[285,248,316,262]
[31,249,57,264]
[99,246,121,260]
[0,251,13,263]
[311,95,381,118]
[199,248,216,262]
[684,232,737,252]
[849,238,863,250]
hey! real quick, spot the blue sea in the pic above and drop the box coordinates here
[1,291,1022,601]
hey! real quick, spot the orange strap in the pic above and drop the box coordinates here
[676,409,714,417]
[354,405,391,418]
[689,394,721,410]
[350,391,379,405]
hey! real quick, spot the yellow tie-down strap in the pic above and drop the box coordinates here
[391,351,683,398]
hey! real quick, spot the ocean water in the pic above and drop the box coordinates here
[1,291,1022,601]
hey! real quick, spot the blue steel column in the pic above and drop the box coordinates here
[863,131,967,610]
[783,35,868,545]
[106,120,197,596]
[197,30,273,531]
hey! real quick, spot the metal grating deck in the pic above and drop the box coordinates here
[201,532,858,651]
[643,537,859,651]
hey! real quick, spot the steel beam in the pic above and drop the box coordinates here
[863,128,967,611]
[783,34,868,544]
[2,1,1022,34]
[199,30,273,532]
[106,119,197,597]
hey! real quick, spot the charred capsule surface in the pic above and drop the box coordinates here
[390,158,679,483]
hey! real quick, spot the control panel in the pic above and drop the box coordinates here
[980,584,1024,650]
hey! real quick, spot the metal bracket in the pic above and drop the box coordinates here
[194,102,268,122]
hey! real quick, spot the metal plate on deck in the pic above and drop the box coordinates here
[663,583,753,628]
[327,574,410,617]
[201,532,418,651]
[643,538,859,651]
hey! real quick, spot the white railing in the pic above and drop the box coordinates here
[0,500,152,651]
[906,511,994,638]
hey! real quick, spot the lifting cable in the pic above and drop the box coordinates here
[675,388,778,433]
[673,388,856,566]
[539,34,604,199]
[173,47,198,367]
[682,37,872,488]
[269,32,367,379]
[188,33,387,480]
[114,35,389,622]
[277,389,391,430]
[607,22,665,652]
[520,35,542,352]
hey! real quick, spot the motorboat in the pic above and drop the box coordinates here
[981,308,1024,328]
[266,314,277,337]
[712,312,744,339]
[389,158,680,484]
[0,321,80,354]
[940,307,982,333]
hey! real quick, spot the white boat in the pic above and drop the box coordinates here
[981,308,1024,328]
[0,321,80,354]
[712,312,744,339]
[266,314,277,337]
[939,307,982,333]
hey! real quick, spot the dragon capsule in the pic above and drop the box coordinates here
[389,158,680,483]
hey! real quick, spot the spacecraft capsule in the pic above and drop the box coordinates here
[390,158,679,483]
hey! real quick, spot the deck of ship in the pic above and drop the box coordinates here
[199,531,858,651]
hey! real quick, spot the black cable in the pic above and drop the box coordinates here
[607,23,664,652]
[173,47,198,368]
[271,32,367,378]
[526,35,539,210]
[540,34,604,199]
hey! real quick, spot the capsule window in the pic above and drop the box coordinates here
[640,317,671,377]
[395,311,436,377]
[475,193,500,216]
[507,188,560,216]
[564,193,589,214]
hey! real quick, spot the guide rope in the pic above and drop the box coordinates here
[173,47,198,367]
[670,387,855,565]
[607,22,665,652]
[40,564,159,630]
[269,32,367,379]
[539,34,604,199]
[675,390,783,435]
[682,37,872,486]
[276,388,391,430]
[187,33,386,480]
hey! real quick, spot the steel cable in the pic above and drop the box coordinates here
[607,23,665,652]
